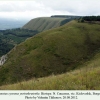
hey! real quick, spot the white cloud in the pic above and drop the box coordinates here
[39,0,100,15]
[0,1,44,12]
[0,0,100,20]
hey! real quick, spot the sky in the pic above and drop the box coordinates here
[0,0,100,20]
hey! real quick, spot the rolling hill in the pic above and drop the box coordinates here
[22,17,73,32]
[0,20,100,87]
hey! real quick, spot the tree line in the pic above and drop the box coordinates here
[81,16,100,22]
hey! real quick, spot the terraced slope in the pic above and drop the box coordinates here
[0,20,100,86]
[22,17,72,32]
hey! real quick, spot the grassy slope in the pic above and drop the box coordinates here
[0,51,100,90]
[0,20,100,86]
[22,17,70,32]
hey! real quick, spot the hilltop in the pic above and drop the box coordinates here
[22,17,73,32]
[0,20,100,86]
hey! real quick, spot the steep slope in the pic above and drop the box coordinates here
[22,17,72,32]
[1,50,100,90]
[0,20,100,85]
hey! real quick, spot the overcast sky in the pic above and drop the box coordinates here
[0,0,100,20]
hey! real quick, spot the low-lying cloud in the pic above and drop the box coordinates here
[0,0,100,20]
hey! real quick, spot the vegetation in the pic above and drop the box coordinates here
[0,16,78,56]
[0,39,14,56]
[0,20,100,87]
[51,15,81,19]
[0,16,81,57]
[0,28,38,56]
[22,17,72,32]
[80,16,100,22]
[0,50,100,90]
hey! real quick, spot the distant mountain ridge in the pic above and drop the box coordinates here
[22,16,80,32]
[51,15,82,18]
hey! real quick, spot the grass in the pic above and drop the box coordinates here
[22,17,69,32]
[0,51,100,90]
[0,20,100,86]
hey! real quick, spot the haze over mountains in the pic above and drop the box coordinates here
[0,18,28,30]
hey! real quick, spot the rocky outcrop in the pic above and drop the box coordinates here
[0,55,7,66]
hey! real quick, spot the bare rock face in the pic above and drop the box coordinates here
[0,55,7,66]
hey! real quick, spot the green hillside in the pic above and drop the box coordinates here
[22,17,72,32]
[0,20,100,86]
[1,50,100,90]
[0,16,74,57]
